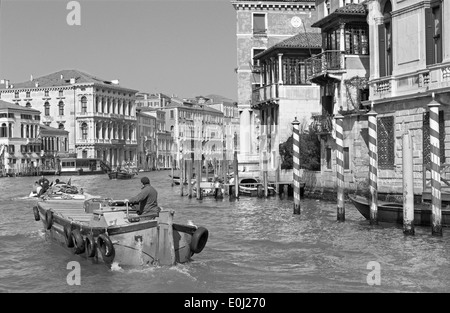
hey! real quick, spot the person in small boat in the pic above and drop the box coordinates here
[125,176,160,218]
[55,179,66,185]
[37,175,50,197]
[32,181,41,195]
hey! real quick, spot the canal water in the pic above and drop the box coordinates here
[1,170,450,293]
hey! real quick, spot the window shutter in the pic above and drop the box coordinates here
[425,8,434,65]
[378,24,386,77]
[436,6,443,63]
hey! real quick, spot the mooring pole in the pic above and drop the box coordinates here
[292,117,301,215]
[196,159,202,200]
[223,134,227,185]
[187,159,193,198]
[263,151,268,198]
[233,132,239,199]
[171,158,175,187]
[368,109,378,225]
[402,130,415,235]
[180,147,184,197]
[429,96,442,236]
[335,113,345,222]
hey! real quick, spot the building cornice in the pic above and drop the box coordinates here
[231,1,315,11]
[390,0,431,18]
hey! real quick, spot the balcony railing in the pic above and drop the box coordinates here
[311,113,333,135]
[251,84,279,106]
[306,50,345,79]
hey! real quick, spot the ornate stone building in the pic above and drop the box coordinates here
[0,100,41,176]
[0,70,138,168]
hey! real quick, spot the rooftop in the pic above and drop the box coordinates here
[0,100,40,113]
[254,32,322,59]
[0,69,138,92]
[312,3,367,28]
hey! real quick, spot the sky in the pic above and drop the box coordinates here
[0,0,238,101]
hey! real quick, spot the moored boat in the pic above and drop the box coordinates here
[32,198,209,266]
[237,177,276,197]
[108,170,136,180]
[349,194,450,226]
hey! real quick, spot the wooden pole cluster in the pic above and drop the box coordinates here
[335,113,345,222]
[429,97,442,236]
[292,117,301,215]
[368,110,378,225]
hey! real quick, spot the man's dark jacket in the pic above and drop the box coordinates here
[129,184,160,215]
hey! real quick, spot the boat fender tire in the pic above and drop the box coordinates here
[71,229,85,254]
[64,224,74,248]
[190,227,209,254]
[97,234,115,263]
[33,206,40,221]
[85,234,96,258]
[45,210,53,230]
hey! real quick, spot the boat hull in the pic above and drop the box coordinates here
[349,195,450,226]
[35,199,206,267]
[108,172,135,179]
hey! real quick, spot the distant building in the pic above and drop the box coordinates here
[0,69,138,167]
[0,100,41,176]
[136,92,171,108]
[231,0,319,170]
[164,97,224,169]
[143,108,173,169]
[40,124,70,175]
[136,109,157,170]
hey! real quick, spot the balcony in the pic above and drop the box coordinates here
[251,84,279,108]
[311,113,333,136]
[370,62,450,101]
[306,50,345,83]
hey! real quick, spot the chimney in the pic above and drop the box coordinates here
[5,80,9,89]
[60,74,63,80]
[30,74,33,81]
[111,79,119,85]
[35,82,39,87]
[70,78,76,84]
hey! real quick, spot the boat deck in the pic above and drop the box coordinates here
[38,199,93,224]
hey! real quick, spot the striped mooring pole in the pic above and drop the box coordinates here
[292,117,301,215]
[335,113,345,222]
[429,97,442,236]
[367,110,378,225]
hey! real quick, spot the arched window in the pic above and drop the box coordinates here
[379,0,393,77]
[107,98,111,113]
[26,125,29,138]
[21,124,24,138]
[123,102,126,115]
[26,102,31,108]
[128,102,132,116]
[81,96,87,113]
[59,101,64,116]
[58,123,64,130]
[44,102,50,116]
[81,122,88,140]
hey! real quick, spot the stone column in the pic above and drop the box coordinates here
[278,53,283,84]
[240,109,251,155]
